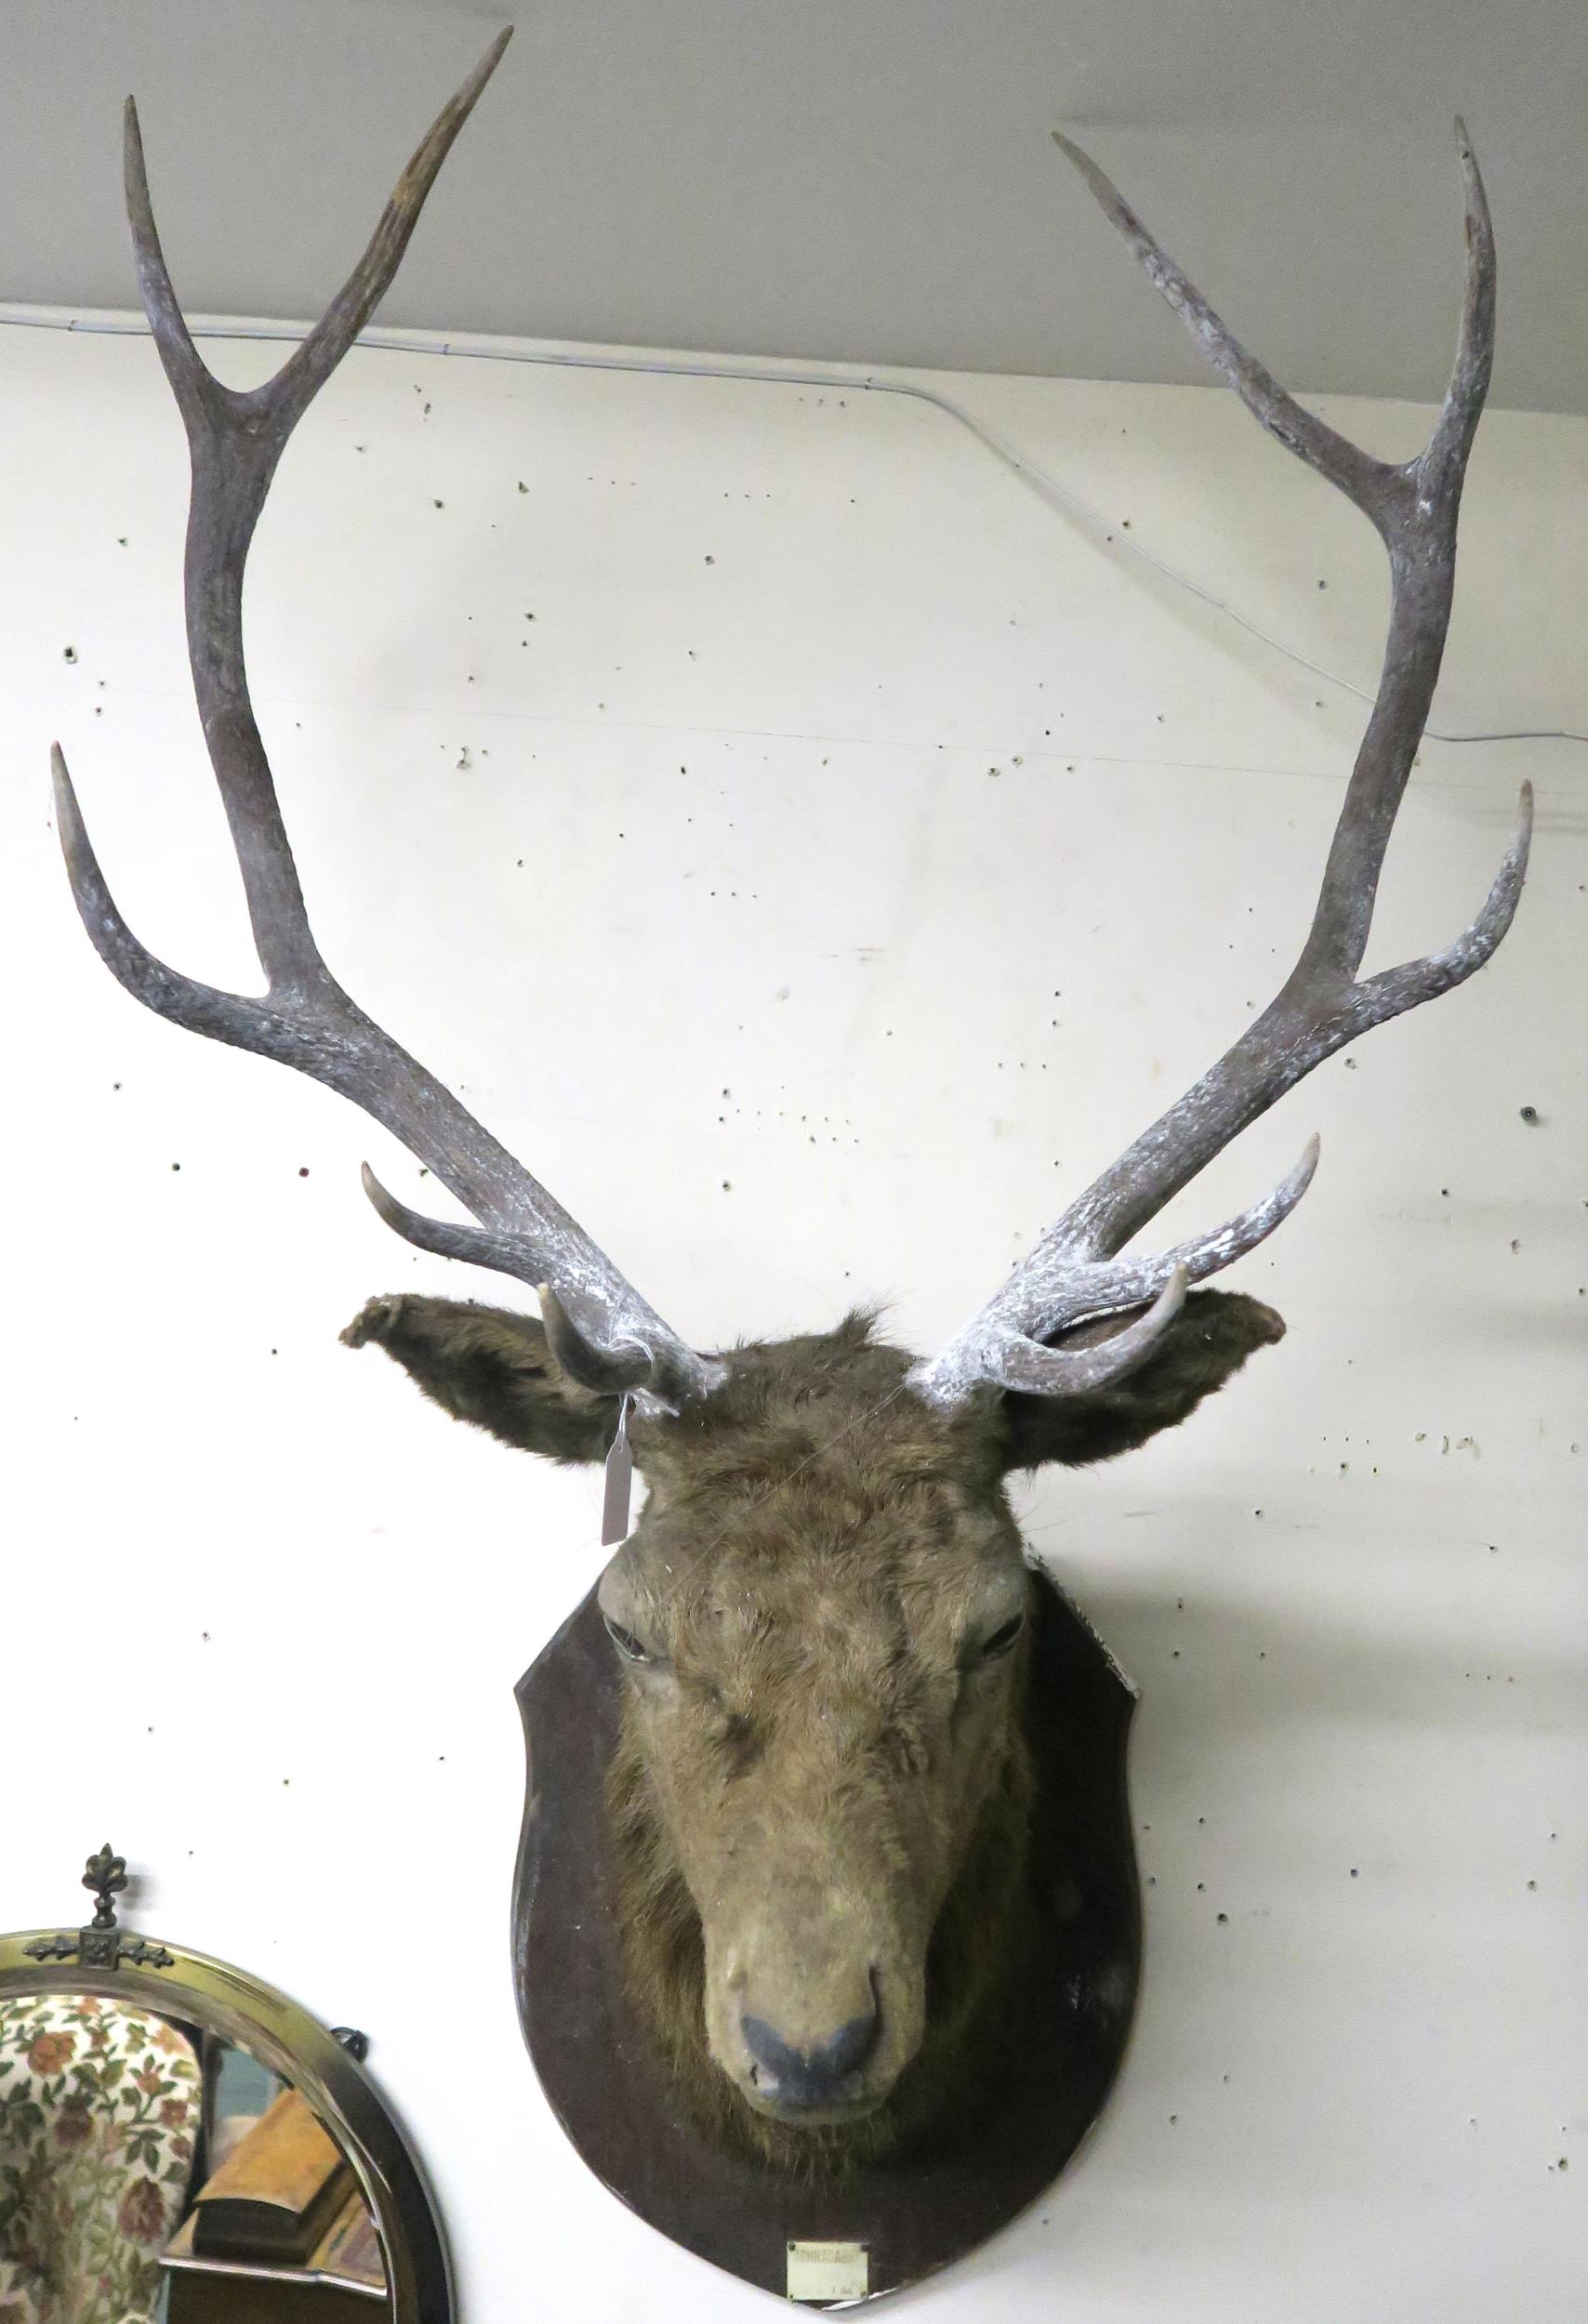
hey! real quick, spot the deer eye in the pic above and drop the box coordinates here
[602,1615,656,1666]
[978,1612,1026,1662]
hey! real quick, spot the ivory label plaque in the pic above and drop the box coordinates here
[786,2240,868,2303]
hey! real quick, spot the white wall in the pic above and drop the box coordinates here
[0,312,1582,2321]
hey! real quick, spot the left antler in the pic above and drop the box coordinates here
[52,33,724,1408]
[909,121,1529,1409]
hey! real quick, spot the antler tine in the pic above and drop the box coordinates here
[360,1169,683,1399]
[256,30,515,439]
[120,31,514,989]
[52,743,269,1040]
[125,29,514,444]
[909,123,1528,1410]
[1423,120,1497,489]
[55,35,724,1408]
[980,1266,1188,1398]
[1047,130,1402,533]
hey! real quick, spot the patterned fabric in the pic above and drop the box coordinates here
[0,2252,46,2322]
[0,1994,201,2324]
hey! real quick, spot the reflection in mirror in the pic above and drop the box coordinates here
[0,2004,385,2319]
[0,1987,205,2320]
[165,2046,388,2320]
[0,1849,450,2322]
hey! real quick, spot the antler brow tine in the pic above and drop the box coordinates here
[910,121,1528,1409]
[54,32,724,1407]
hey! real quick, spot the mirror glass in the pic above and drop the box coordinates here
[0,1996,386,2322]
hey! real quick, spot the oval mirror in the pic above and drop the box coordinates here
[0,1847,452,2323]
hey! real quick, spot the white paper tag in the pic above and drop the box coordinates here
[786,2240,868,2304]
[601,1393,634,1547]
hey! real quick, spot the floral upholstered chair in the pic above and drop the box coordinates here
[0,1993,202,2324]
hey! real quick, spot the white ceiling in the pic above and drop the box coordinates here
[6,0,1587,412]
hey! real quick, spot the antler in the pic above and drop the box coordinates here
[908,121,1530,1408]
[51,32,723,1408]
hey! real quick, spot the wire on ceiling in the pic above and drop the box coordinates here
[5,306,1583,754]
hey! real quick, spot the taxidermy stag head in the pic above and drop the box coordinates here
[56,33,1527,2167]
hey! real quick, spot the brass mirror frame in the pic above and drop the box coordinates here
[0,1864,453,2323]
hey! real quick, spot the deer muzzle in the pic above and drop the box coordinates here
[705,1879,926,2123]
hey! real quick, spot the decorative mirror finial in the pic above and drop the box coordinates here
[24,1843,172,1972]
[82,1842,127,1931]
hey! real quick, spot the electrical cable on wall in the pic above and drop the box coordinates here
[5,304,1584,753]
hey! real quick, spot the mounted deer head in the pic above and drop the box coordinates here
[55,34,1527,2164]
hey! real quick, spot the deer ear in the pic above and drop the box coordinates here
[999,1289,1285,1472]
[341,1294,618,1465]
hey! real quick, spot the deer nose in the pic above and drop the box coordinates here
[740,1991,880,2109]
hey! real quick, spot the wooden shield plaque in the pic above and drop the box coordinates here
[512,1569,1141,2304]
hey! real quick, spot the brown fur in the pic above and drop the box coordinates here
[346,1288,1281,2167]
[341,1295,617,1462]
[605,1648,1036,2172]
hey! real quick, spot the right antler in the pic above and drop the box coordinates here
[52,32,723,1408]
[908,120,1529,1408]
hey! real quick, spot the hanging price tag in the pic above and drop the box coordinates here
[602,1393,635,1546]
